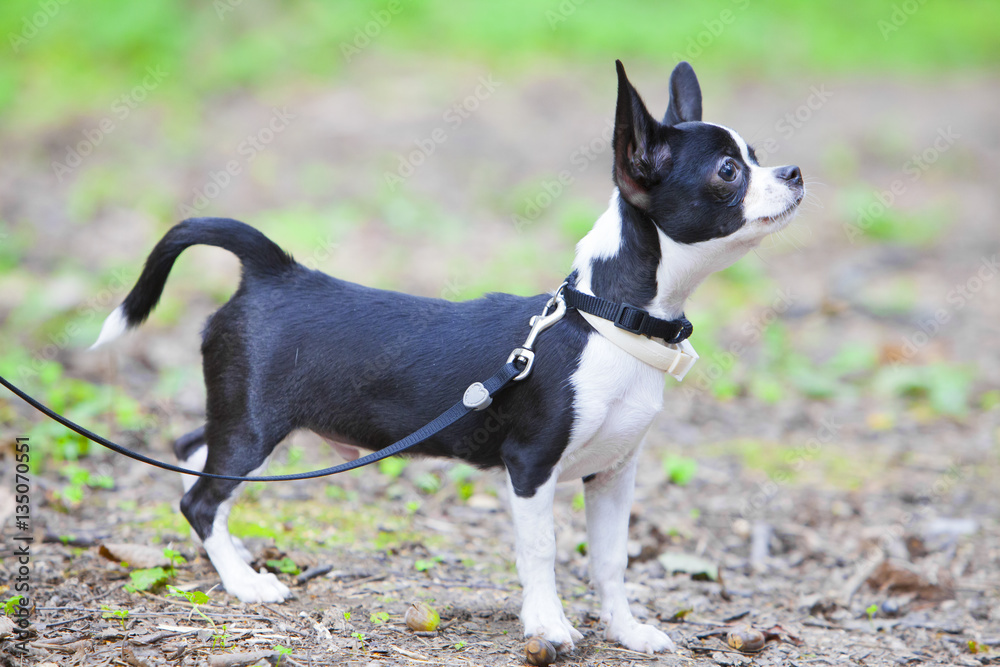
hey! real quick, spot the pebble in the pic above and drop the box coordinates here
[712,650,751,666]
[466,493,501,510]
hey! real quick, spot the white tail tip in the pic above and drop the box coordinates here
[90,305,129,349]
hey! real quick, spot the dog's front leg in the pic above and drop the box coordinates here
[584,448,676,653]
[506,468,583,652]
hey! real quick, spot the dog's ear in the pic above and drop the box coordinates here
[613,60,665,210]
[664,61,702,125]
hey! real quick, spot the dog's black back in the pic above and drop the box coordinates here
[121,218,589,496]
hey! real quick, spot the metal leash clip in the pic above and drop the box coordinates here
[507,284,568,382]
[464,285,568,411]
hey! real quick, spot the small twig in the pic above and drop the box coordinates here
[720,609,751,623]
[83,584,122,605]
[677,618,728,628]
[40,615,92,628]
[156,623,286,634]
[31,640,91,654]
[839,557,882,607]
[135,589,228,610]
[390,644,431,660]
[132,630,185,646]
[598,646,660,660]
[43,530,108,546]
[686,642,756,657]
[295,564,334,585]
[207,651,277,667]
[750,521,773,572]
[260,603,297,622]
[36,607,277,623]
[693,628,730,640]
[342,573,388,588]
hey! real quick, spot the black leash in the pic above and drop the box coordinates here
[0,293,568,483]
[0,362,522,483]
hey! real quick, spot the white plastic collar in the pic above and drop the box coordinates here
[579,310,699,381]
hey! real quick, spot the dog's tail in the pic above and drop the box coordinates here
[91,217,294,348]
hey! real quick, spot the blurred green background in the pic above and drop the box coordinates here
[0,0,997,495]
[1,0,998,128]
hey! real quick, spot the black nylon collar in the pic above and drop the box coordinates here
[563,284,693,344]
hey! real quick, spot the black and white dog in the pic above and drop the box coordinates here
[93,61,802,654]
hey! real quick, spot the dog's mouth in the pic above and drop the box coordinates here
[757,195,803,225]
[758,209,795,225]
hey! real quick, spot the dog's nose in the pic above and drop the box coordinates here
[775,165,802,185]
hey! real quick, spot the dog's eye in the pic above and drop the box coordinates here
[718,159,739,182]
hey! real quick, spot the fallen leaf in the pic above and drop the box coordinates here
[658,552,719,581]
[0,615,14,638]
[866,561,953,601]
[99,543,170,569]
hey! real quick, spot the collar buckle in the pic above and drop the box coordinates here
[612,303,649,335]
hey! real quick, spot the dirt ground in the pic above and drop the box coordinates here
[1,60,999,666]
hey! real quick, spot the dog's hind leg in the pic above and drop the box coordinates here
[173,425,254,564]
[506,467,583,652]
[174,425,207,494]
[584,447,675,653]
[179,424,290,603]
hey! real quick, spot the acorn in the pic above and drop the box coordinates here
[525,636,557,666]
[726,625,765,653]
[404,602,440,632]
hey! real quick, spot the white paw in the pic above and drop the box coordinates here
[607,621,676,654]
[224,568,292,603]
[521,598,584,651]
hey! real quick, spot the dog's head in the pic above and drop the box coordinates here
[613,60,804,247]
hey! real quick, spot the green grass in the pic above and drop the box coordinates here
[2,1,997,129]
[671,305,976,420]
[139,491,437,551]
[709,437,875,490]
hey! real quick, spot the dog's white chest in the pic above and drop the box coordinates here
[557,333,665,481]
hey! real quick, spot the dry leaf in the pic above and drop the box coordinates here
[99,543,170,569]
[866,561,953,601]
[0,615,15,638]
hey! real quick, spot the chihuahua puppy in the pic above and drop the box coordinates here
[94,61,803,653]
